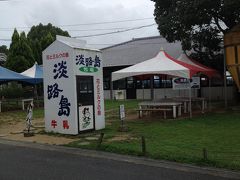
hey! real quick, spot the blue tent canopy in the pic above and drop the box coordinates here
[21,62,43,84]
[0,66,34,84]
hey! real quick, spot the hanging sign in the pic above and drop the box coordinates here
[172,77,200,90]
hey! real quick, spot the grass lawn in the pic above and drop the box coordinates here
[1,100,240,170]
[104,99,139,111]
[67,100,240,171]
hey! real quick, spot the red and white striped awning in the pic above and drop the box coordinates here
[177,54,218,78]
[112,50,209,81]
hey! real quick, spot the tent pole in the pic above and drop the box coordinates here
[150,76,154,100]
[164,75,166,98]
[208,78,212,111]
[34,84,39,107]
[142,81,145,100]
[223,48,228,108]
[110,75,113,100]
[189,80,192,118]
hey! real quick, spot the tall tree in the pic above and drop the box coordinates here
[27,23,70,64]
[5,29,34,72]
[151,0,240,71]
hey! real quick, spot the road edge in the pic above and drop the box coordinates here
[0,138,239,179]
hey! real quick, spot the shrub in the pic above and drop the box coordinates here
[0,82,24,99]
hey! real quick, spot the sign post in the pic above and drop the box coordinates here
[172,77,200,118]
[119,104,128,132]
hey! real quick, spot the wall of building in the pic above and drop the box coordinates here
[104,86,236,101]
[201,86,235,101]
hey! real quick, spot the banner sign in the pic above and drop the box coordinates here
[172,77,200,90]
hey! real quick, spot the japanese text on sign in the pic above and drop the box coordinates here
[96,78,101,116]
[76,54,101,67]
[47,58,71,131]
[53,61,69,79]
[76,54,101,73]
[46,52,69,60]
[51,119,70,129]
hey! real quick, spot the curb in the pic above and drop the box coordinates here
[0,138,239,179]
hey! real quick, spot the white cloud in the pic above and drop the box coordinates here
[0,0,159,48]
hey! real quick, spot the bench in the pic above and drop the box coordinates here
[136,108,172,119]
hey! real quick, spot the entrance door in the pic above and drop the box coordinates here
[126,77,136,99]
[76,76,95,132]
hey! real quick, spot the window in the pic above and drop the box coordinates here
[136,80,142,89]
[103,77,110,90]
[113,79,126,90]
[142,79,150,88]
[154,76,161,88]
[79,78,93,93]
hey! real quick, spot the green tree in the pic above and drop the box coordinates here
[5,29,34,72]
[151,0,240,71]
[41,32,54,51]
[0,45,8,55]
[27,23,70,64]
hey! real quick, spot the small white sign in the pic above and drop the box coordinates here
[191,77,200,89]
[79,105,94,131]
[172,77,200,90]
[119,104,125,120]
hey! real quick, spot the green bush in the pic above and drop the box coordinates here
[0,82,24,99]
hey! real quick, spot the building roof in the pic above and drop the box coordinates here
[101,36,182,67]
[56,35,100,52]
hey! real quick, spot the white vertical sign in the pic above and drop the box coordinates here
[79,105,94,131]
[119,104,125,120]
[43,42,77,134]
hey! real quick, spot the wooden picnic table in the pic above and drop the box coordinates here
[173,97,206,113]
[138,101,182,119]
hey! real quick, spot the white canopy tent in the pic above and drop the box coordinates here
[21,62,43,84]
[112,50,210,118]
[21,62,43,100]
[112,51,195,81]
[112,50,205,81]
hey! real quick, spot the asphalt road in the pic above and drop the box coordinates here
[0,140,239,180]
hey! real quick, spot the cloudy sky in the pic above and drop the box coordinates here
[0,0,159,48]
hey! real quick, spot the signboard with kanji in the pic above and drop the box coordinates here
[79,105,94,131]
[43,36,105,135]
[172,77,200,90]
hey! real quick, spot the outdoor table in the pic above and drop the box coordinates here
[173,97,206,113]
[22,98,33,110]
[138,101,182,119]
